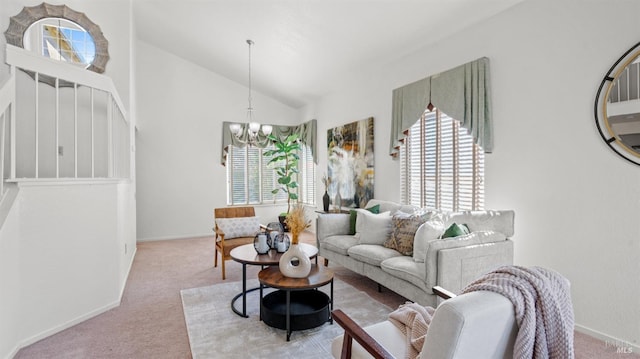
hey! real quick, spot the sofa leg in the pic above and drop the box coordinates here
[324,258,329,267]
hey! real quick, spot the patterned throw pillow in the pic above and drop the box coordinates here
[384,211,429,255]
[215,216,260,239]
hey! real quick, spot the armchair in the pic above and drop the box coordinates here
[213,206,262,280]
[331,286,516,359]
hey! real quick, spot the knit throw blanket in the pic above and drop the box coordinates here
[388,302,435,359]
[462,266,575,359]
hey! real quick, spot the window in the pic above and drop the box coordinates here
[6,3,109,74]
[227,144,316,206]
[39,22,96,67]
[400,108,484,211]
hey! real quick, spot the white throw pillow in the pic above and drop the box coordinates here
[355,210,392,245]
[413,216,445,262]
[215,216,260,239]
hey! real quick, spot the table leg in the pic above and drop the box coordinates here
[259,281,263,321]
[330,278,334,324]
[286,290,291,341]
[230,263,251,318]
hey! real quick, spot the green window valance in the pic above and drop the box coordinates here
[221,119,317,166]
[390,57,493,156]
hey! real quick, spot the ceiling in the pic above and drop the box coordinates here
[133,0,522,108]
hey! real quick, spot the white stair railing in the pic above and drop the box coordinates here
[0,68,15,196]
[3,44,130,181]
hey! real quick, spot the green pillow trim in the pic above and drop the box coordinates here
[441,222,470,239]
[349,204,380,235]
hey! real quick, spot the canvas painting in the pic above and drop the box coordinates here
[327,117,374,209]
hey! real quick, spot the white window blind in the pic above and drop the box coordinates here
[400,109,484,211]
[227,144,316,206]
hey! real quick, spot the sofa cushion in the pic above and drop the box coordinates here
[384,211,429,255]
[349,204,380,235]
[320,235,360,256]
[348,244,403,266]
[445,210,515,237]
[413,216,446,263]
[381,256,428,290]
[355,210,392,245]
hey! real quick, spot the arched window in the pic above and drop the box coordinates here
[4,3,109,74]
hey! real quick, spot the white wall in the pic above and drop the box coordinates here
[135,41,298,241]
[305,0,640,349]
[0,181,135,359]
[0,2,138,358]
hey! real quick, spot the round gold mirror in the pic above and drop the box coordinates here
[595,41,640,165]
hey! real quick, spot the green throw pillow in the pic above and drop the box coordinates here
[349,204,380,235]
[441,222,470,239]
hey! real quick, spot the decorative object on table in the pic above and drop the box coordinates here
[265,222,284,249]
[253,231,270,254]
[274,233,291,253]
[333,188,342,213]
[227,39,273,147]
[327,117,374,210]
[279,205,312,278]
[321,173,331,212]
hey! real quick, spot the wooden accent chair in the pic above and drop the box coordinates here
[213,206,261,280]
[331,286,517,359]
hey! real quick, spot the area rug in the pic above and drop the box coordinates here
[181,278,393,359]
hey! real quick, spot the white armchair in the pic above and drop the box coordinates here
[331,286,517,359]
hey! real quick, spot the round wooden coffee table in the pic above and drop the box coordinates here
[258,265,334,341]
[229,243,318,318]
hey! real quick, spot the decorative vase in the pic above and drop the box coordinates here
[322,190,330,212]
[253,232,270,254]
[334,188,342,212]
[278,236,311,278]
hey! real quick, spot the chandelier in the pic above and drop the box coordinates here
[229,39,272,146]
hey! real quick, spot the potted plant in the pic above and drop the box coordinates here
[264,133,301,230]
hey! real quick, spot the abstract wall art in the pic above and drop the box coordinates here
[327,117,374,209]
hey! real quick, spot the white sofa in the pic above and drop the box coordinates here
[316,200,514,306]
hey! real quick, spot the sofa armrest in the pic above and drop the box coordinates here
[316,213,351,244]
[432,240,514,294]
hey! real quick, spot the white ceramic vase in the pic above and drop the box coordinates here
[278,243,311,278]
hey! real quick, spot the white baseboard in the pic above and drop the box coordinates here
[3,345,19,359]
[119,246,137,299]
[7,248,138,359]
[16,300,121,353]
[137,233,212,242]
[575,324,638,354]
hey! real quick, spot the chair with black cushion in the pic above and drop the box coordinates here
[213,206,262,280]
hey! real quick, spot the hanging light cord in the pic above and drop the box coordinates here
[247,39,254,111]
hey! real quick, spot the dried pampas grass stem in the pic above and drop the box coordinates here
[285,205,311,244]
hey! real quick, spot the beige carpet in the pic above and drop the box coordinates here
[181,278,392,359]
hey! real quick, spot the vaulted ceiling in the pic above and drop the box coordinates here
[134,0,522,108]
